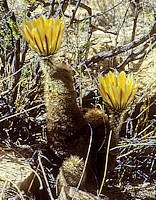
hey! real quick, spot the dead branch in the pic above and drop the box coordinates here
[69,0,81,25]
[82,21,156,68]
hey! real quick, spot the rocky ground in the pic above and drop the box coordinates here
[0,0,155,199]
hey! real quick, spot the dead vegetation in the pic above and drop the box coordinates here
[0,0,155,199]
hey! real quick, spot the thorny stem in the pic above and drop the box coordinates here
[39,57,89,156]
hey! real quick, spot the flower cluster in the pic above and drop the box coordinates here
[19,15,65,56]
[97,71,138,110]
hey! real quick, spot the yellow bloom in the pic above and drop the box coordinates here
[19,15,65,56]
[97,71,138,110]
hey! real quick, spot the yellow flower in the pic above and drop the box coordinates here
[97,71,138,110]
[19,15,65,56]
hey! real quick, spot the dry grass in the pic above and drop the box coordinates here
[0,0,155,199]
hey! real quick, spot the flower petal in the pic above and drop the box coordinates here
[97,71,138,110]
[19,15,65,56]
